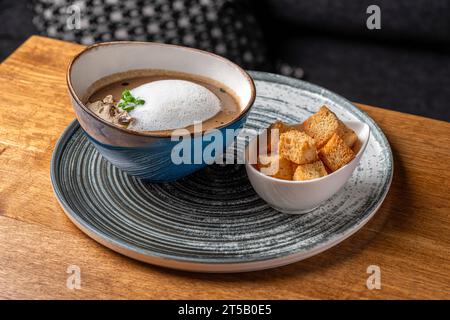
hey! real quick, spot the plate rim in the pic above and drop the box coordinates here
[51,71,394,272]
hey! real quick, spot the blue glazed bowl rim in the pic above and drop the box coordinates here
[66,41,256,138]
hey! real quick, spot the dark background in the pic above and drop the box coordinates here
[1,0,449,121]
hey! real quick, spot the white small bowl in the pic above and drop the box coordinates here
[245,121,370,214]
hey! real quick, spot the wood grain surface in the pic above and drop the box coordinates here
[0,36,449,300]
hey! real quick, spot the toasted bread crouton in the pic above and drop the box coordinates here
[266,121,301,153]
[268,120,295,134]
[256,154,276,173]
[303,106,358,148]
[302,106,341,148]
[324,164,334,174]
[279,130,318,164]
[318,133,355,171]
[257,154,294,180]
[293,160,328,181]
[339,120,358,148]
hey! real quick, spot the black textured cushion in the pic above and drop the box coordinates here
[0,0,36,61]
[278,34,450,121]
[263,0,450,44]
[32,0,270,70]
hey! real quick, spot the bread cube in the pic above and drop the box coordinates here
[302,106,341,148]
[339,120,358,148]
[279,130,318,164]
[257,154,294,180]
[302,106,358,149]
[293,160,328,181]
[266,121,301,153]
[268,120,295,134]
[318,133,355,171]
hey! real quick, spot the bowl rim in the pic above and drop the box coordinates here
[245,121,371,184]
[66,41,256,138]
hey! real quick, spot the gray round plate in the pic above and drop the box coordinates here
[51,71,393,273]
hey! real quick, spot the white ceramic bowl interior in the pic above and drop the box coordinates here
[68,42,254,116]
[245,121,371,214]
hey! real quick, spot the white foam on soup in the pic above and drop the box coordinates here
[127,80,222,131]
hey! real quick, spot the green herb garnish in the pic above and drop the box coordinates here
[118,89,145,112]
[219,87,226,93]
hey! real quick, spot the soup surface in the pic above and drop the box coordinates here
[85,69,241,133]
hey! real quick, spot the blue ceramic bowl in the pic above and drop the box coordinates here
[67,42,256,181]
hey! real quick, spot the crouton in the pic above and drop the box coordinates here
[339,120,358,148]
[293,160,328,181]
[279,130,318,164]
[257,154,294,180]
[318,133,355,171]
[266,121,301,153]
[268,120,294,134]
[302,106,341,148]
[303,106,358,148]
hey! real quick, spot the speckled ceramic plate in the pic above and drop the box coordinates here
[51,71,393,273]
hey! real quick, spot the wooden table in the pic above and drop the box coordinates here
[0,36,449,300]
